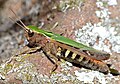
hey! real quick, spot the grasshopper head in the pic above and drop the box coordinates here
[9,8,49,48]
[9,8,37,47]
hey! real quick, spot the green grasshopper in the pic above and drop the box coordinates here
[10,9,119,75]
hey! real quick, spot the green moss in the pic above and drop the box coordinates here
[56,0,85,12]
[4,63,13,73]
[15,54,31,62]
[25,73,32,81]
[102,1,108,7]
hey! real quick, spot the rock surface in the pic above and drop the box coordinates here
[0,0,120,83]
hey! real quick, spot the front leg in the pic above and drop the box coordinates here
[16,46,42,56]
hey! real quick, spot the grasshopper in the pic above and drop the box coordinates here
[10,9,119,75]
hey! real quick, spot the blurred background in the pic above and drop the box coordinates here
[0,0,120,83]
[0,0,58,62]
[0,0,120,65]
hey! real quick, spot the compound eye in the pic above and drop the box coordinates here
[28,30,34,37]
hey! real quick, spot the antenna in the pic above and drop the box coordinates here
[9,8,29,32]
[9,17,28,32]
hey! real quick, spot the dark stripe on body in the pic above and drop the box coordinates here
[67,51,73,59]
[62,49,67,57]
[74,54,80,61]
[56,47,109,73]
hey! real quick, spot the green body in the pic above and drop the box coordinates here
[28,25,96,50]
[27,25,110,60]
